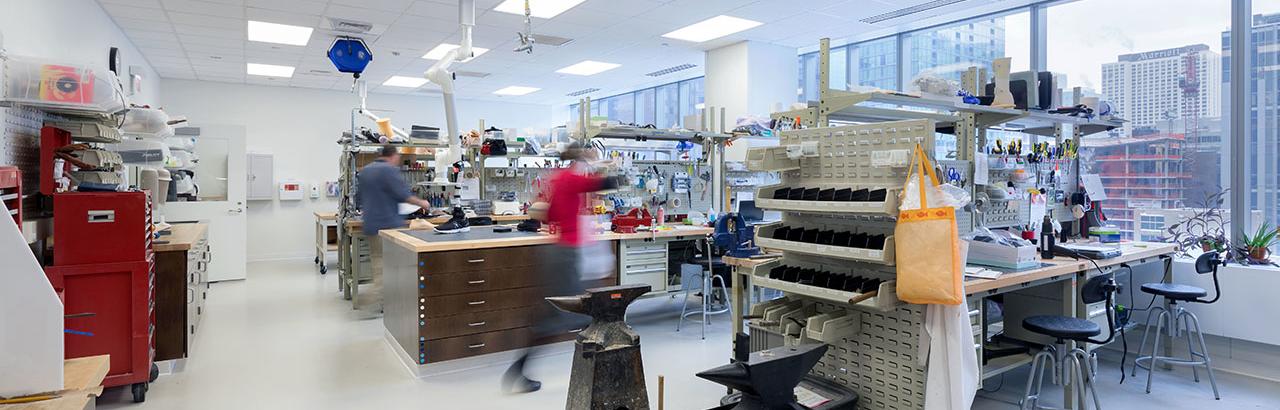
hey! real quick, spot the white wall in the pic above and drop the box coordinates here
[705,41,798,122]
[1,0,162,105]
[160,79,554,261]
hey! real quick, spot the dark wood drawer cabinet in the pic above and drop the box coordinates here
[153,224,209,362]
[420,266,545,296]
[418,245,556,275]
[421,307,539,340]
[424,327,532,363]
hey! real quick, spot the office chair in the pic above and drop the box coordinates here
[1020,275,1120,410]
[1132,252,1222,399]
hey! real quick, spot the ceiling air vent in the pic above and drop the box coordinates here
[860,0,966,24]
[566,88,600,97]
[645,63,697,77]
[327,17,375,34]
[455,71,490,78]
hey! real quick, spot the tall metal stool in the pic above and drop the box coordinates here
[677,239,731,339]
[1021,275,1121,410]
[1132,252,1223,399]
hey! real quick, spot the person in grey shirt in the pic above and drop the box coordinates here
[356,145,432,312]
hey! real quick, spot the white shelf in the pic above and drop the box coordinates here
[750,259,900,311]
[755,222,896,265]
[755,185,899,215]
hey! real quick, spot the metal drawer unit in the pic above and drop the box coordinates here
[618,239,670,293]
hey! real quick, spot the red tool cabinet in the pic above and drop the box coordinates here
[47,191,157,402]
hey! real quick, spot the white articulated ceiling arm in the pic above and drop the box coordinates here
[424,0,475,183]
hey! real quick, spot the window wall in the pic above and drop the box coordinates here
[567,76,704,129]
[794,1,1274,251]
[1049,0,1230,240]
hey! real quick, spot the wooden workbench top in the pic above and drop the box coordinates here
[963,242,1175,294]
[315,211,337,221]
[381,225,714,253]
[726,242,1176,296]
[346,214,531,229]
[0,355,109,410]
[152,223,207,252]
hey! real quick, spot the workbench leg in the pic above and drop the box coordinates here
[1062,275,1080,410]
[351,235,362,309]
[1159,257,1174,370]
[731,268,744,336]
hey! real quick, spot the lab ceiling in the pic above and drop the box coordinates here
[94,0,1023,104]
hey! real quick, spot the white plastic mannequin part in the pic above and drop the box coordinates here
[991,57,1015,108]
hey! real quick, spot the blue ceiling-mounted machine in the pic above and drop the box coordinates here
[327,37,373,79]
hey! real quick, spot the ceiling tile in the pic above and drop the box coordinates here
[200,0,244,5]
[173,24,244,39]
[406,1,457,18]
[577,0,665,17]
[140,46,188,58]
[245,7,324,27]
[125,29,181,42]
[167,12,244,30]
[244,0,326,15]
[184,44,247,58]
[112,17,175,32]
[101,3,171,22]
[324,4,403,25]
[99,0,163,8]
[132,37,184,49]
[329,0,416,13]
[179,33,245,48]
[160,0,244,18]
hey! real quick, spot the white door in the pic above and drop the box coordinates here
[165,124,248,281]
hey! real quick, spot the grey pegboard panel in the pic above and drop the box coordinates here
[808,303,928,410]
[780,119,935,189]
[2,106,43,215]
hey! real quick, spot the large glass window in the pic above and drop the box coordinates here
[1049,0,1229,240]
[905,10,1030,89]
[830,46,849,91]
[680,77,705,126]
[850,37,898,91]
[656,83,680,128]
[798,52,819,102]
[636,88,656,126]
[605,94,635,124]
[1243,2,1280,236]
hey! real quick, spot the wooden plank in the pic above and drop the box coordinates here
[0,356,108,410]
[381,226,714,253]
[964,242,1175,294]
[152,223,207,252]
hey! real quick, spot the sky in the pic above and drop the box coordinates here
[1039,0,1280,92]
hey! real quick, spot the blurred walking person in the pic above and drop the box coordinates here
[502,142,619,393]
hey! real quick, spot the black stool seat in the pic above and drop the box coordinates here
[1140,283,1208,301]
[1023,315,1101,340]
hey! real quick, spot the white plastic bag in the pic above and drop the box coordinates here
[901,171,971,211]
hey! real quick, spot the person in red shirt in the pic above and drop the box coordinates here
[502,142,618,394]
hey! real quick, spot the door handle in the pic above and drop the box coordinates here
[229,208,244,214]
[468,321,487,327]
[467,280,486,285]
[467,300,486,306]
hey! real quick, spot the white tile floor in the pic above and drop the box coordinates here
[96,259,1280,409]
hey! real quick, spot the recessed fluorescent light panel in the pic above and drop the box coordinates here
[246,63,295,78]
[383,76,428,88]
[493,0,587,18]
[662,15,762,43]
[247,21,314,46]
[493,86,540,96]
[422,44,490,61]
[556,60,620,76]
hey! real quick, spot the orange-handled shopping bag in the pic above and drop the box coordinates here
[895,144,964,305]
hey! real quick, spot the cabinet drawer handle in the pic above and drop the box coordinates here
[468,321,487,327]
[467,259,486,263]
[468,300,486,306]
[468,343,486,349]
[467,280,486,285]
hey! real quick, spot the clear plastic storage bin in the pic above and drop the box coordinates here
[2,56,124,114]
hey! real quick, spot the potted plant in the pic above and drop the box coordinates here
[1163,188,1231,258]
[1240,221,1279,264]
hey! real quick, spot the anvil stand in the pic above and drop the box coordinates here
[547,284,652,410]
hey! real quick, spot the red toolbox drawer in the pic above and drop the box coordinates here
[54,191,151,265]
[46,260,154,388]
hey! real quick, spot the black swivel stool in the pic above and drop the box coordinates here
[1132,252,1223,399]
[1020,275,1120,410]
